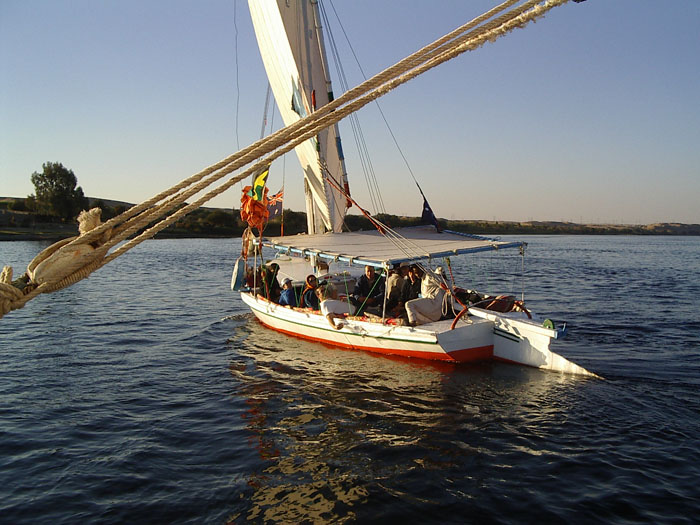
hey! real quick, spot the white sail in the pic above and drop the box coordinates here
[249,0,350,233]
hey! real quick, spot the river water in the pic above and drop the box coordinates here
[1,236,698,523]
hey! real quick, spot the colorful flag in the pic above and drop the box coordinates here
[267,189,284,219]
[247,166,270,201]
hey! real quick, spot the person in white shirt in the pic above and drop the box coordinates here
[317,283,351,330]
[405,266,445,326]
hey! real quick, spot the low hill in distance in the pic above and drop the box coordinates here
[1,196,699,241]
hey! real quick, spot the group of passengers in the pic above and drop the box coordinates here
[383,262,446,326]
[255,260,446,327]
[276,271,349,330]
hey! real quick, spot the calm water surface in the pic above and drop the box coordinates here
[1,236,699,523]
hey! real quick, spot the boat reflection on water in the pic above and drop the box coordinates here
[227,315,585,522]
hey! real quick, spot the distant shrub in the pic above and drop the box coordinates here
[7,199,27,211]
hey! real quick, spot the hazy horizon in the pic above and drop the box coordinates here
[3,194,696,228]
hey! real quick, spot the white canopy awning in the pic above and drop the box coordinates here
[258,226,523,268]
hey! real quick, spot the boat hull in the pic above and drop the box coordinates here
[468,307,596,376]
[239,293,597,377]
[240,292,493,362]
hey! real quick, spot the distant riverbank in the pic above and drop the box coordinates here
[2,197,699,240]
[2,217,699,242]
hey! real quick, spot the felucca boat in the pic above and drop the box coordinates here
[234,0,596,377]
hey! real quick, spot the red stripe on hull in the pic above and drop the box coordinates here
[254,316,494,363]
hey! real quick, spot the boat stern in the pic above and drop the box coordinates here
[468,308,597,377]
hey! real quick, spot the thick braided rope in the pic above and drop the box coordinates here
[71,0,540,261]
[0,283,24,317]
[58,0,543,258]
[118,0,550,233]
[2,0,565,315]
[4,0,565,312]
[99,0,568,264]
[0,0,571,319]
[55,0,526,252]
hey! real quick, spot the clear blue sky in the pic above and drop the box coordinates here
[2,1,699,224]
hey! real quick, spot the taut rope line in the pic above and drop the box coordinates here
[50,0,550,252]
[1,0,575,319]
[101,0,567,261]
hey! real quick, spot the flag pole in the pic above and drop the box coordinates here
[281,156,286,237]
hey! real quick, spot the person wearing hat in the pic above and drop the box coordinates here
[278,277,297,307]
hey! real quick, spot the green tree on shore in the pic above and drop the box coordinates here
[29,162,89,220]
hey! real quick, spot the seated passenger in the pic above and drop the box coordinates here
[350,265,385,315]
[386,264,421,321]
[386,262,410,315]
[317,284,350,330]
[402,265,421,303]
[260,262,281,302]
[278,277,297,307]
[405,266,445,326]
[300,274,320,310]
[244,266,260,289]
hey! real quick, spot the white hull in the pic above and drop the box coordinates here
[240,292,597,376]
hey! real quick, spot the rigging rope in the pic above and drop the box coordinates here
[1,0,575,319]
[322,0,386,215]
[233,0,241,151]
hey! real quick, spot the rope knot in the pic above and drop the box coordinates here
[0,208,116,319]
[26,208,112,289]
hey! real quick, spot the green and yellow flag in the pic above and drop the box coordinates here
[247,166,270,201]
